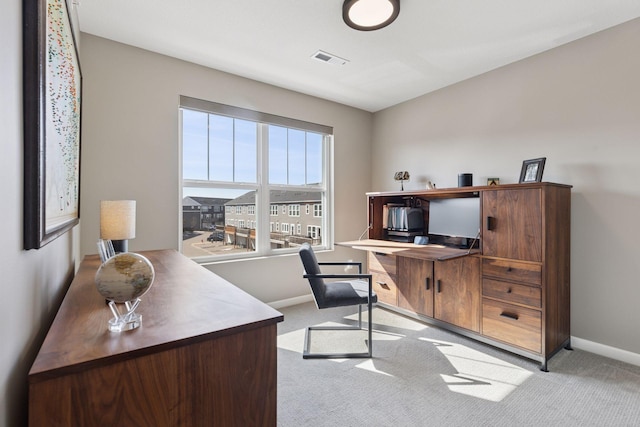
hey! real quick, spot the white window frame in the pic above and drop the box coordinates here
[179,96,334,263]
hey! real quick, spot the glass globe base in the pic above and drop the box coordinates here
[107,299,143,332]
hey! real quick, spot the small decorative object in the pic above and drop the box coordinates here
[426,181,436,190]
[487,178,500,186]
[458,173,473,187]
[95,252,155,332]
[519,158,546,183]
[394,171,410,190]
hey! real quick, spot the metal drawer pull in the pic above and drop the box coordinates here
[436,279,442,293]
[425,277,430,290]
[500,312,519,321]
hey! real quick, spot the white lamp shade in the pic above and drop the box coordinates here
[100,200,136,240]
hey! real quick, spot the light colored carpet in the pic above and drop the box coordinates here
[277,302,640,426]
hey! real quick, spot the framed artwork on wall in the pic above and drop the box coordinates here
[519,157,546,183]
[23,0,82,249]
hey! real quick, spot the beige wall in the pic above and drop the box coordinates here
[372,18,640,355]
[79,34,372,304]
[0,1,81,426]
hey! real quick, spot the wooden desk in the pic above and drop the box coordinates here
[342,182,571,371]
[28,249,284,426]
[338,239,478,260]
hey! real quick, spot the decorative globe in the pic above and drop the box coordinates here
[95,252,155,303]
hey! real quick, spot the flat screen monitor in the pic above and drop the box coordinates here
[428,198,480,239]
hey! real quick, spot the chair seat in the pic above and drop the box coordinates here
[319,280,378,309]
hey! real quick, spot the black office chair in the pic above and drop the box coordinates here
[298,243,377,359]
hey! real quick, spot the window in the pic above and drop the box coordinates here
[306,205,310,215]
[307,225,321,240]
[288,204,300,217]
[180,96,332,261]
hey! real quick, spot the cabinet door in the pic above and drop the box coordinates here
[397,257,433,317]
[434,256,481,332]
[482,188,542,262]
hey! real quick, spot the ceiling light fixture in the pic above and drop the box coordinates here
[343,0,400,31]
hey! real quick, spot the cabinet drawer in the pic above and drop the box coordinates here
[482,299,541,353]
[483,278,541,308]
[482,258,541,286]
[372,272,397,306]
[368,252,396,275]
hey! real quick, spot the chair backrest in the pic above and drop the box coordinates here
[298,243,326,306]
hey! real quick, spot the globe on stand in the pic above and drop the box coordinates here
[95,252,155,332]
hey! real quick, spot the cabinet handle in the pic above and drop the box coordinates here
[507,287,512,293]
[425,277,430,290]
[376,281,390,290]
[436,279,442,293]
[486,216,496,231]
[500,312,519,321]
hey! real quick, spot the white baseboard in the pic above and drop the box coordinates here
[572,336,640,367]
[268,294,314,310]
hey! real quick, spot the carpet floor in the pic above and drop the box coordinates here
[276,302,640,427]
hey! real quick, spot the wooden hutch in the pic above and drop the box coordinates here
[341,182,571,371]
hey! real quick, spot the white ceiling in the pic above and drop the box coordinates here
[77,0,640,112]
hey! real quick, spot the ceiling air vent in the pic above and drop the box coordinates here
[312,50,349,66]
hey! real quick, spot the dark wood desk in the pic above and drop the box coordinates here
[28,249,283,426]
[338,239,478,260]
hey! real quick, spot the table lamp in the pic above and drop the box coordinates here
[100,200,136,253]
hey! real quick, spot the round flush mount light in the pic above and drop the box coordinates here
[343,0,400,31]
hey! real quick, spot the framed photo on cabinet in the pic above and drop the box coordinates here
[519,158,546,183]
[23,0,82,249]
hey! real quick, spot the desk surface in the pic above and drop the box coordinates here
[29,249,283,383]
[338,239,478,260]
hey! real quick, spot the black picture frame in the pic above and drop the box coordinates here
[519,157,546,183]
[23,0,82,249]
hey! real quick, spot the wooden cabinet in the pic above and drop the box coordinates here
[343,182,571,370]
[28,250,284,426]
[482,188,542,262]
[397,257,433,317]
[481,184,571,370]
[434,256,481,332]
[368,252,398,305]
[397,256,481,332]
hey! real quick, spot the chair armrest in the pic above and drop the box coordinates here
[303,273,371,280]
[318,261,363,274]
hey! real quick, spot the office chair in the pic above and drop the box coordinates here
[298,243,377,358]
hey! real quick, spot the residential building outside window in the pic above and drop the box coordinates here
[180,96,333,261]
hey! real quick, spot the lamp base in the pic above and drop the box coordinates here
[111,239,128,253]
